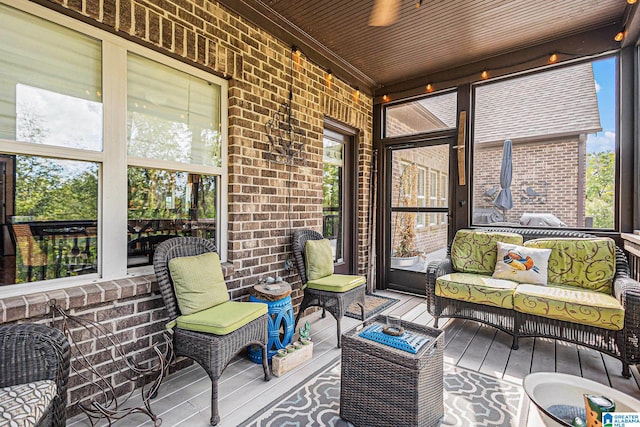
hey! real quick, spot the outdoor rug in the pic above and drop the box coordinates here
[239,359,527,427]
[344,293,399,320]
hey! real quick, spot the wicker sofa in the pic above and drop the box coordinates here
[426,228,640,378]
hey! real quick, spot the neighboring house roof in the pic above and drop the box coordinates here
[386,101,449,133]
[474,63,602,144]
[390,63,601,144]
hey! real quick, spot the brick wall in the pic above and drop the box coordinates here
[2,0,373,418]
[473,139,584,227]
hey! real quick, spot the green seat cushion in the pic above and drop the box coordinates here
[176,300,268,335]
[451,229,523,274]
[513,283,624,330]
[305,239,334,280]
[306,274,366,292]
[168,252,229,315]
[524,238,616,293]
[435,272,518,309]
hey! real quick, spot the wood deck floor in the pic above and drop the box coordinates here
[68,290,640,427]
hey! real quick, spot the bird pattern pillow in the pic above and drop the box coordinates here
[492,241,552,285]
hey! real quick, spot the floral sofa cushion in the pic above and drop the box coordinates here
[450,229,523,275]
[524,238,616,294]
[436,272,519,309]
[513,284,624,330]
[0,380,56,427]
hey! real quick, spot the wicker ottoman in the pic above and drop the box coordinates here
[340,315,444,427]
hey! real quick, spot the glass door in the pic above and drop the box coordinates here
[322,126,355,274]
[386,142,451,294]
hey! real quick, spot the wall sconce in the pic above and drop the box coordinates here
[481,70,489,80]
[548,53,559,64]
[425,83,434,93]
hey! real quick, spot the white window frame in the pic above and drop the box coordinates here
[0,0,228,297]
[429,170,438,226]
[416,165,427,227]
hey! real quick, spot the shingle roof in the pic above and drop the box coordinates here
[409,62,601,143]
[474,63,602,144]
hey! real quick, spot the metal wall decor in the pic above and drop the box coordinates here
[265,46,306,165]
[49,300,172,426]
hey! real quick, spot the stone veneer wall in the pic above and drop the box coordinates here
[0,0,373,418]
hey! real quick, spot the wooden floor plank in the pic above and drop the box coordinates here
[530,337,556,373]
[457,324,496,372]
[479,329,513,379]
[67,290,640,427]
[442,320,480,365]
[503,337,534,384]
[554,340,581,376]
[577,345,609,385]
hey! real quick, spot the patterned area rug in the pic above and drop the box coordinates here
[240,360,527,427]
[344,294,399,319]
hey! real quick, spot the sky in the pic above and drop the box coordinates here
[588,57,616,154]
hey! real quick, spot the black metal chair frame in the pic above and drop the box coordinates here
[291,229,365,348]
[0,323,71,427]
[153,237,271,426]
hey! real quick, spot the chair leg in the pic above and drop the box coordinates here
[336,314,342,348]
[261,343,271,381]
[210,380,220,426]
[433,317,439,328]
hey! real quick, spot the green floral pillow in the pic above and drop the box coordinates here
[451,229,523,274]
[524,238,616,293]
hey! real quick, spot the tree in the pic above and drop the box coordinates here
[585,151,614,229]
[393,163,420,258]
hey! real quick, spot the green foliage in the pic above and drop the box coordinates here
[585,151,614,229]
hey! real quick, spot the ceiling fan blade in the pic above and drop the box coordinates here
[369,0,401,26]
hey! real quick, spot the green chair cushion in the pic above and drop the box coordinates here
[513,283,624,330]
[524,238,616,293]
[306,274,366,292]
[168,252,229,315]
[435,272,518,309]
[451,229,523,274]
[305,239,334,281]
[176,300,268,335]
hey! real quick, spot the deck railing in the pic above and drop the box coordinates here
[622,233,640,282]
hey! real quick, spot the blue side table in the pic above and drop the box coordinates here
[247,282,295,363]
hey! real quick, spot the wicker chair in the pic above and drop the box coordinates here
[10,223,48,281]
[153,237,271,426]
[0,323,71,427]
[292,229,365,348]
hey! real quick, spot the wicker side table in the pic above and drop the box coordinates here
[340,315,444,427]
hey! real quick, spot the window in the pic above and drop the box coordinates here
[416,166,426,227]
[429,170,438,226]
[472,56,617,229]
[0,3,227,287]
[385,91,457,137]
[440,173,448,224]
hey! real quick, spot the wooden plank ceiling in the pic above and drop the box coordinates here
[219,0,631,92]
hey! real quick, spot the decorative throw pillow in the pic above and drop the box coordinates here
[168,252,229,315]
[492,242,551,285]
[305,239,334,281]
